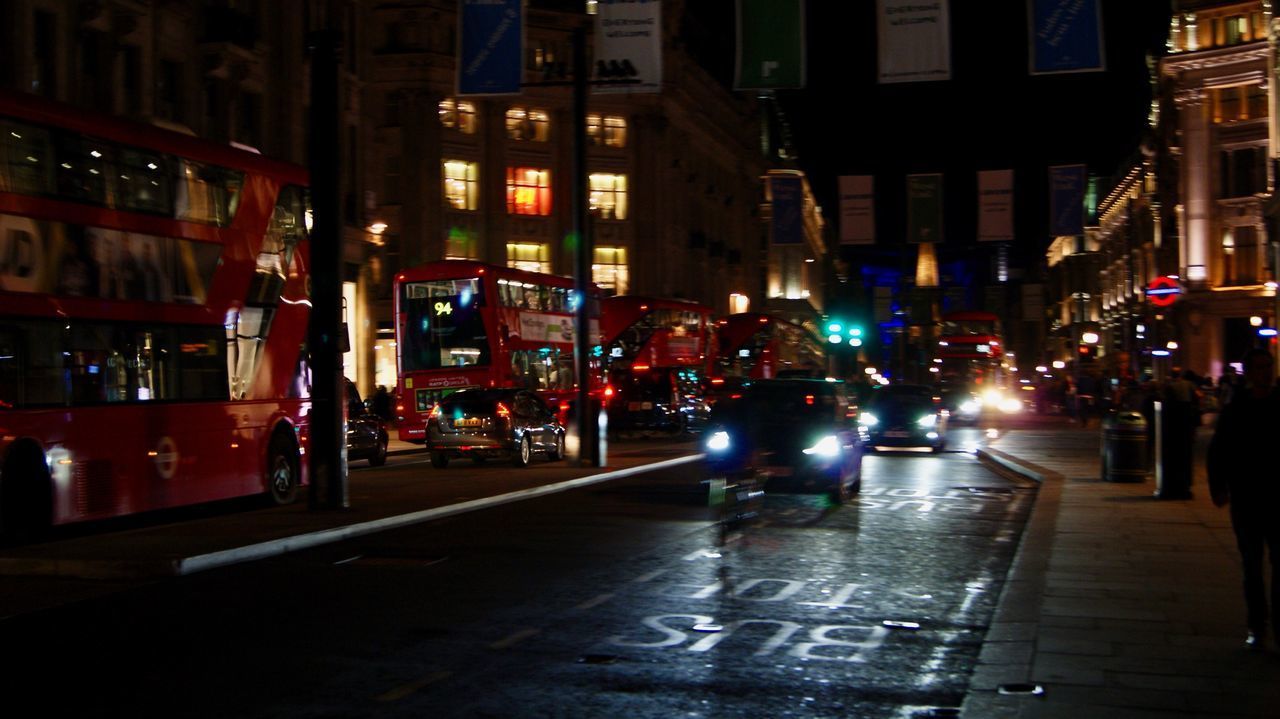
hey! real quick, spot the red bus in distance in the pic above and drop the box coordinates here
[0,89,312,538]
[393,260,602,442]
[716,313,826,381]
[600,296,718,435]
[935,310,1005,386]
[600,295,717,376]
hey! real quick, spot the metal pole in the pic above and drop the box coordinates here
[570,26,597,466]
[307,24,348,509]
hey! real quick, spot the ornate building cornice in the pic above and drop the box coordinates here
[1162,42,1269,75]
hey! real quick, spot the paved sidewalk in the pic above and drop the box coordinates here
[967,423,1280,718]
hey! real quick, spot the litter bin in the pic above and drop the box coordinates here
[1102,411,1149,482]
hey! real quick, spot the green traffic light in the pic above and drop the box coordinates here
[848,327,862,337]
[827,322,842,334]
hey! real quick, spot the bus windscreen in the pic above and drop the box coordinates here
[401,278,490,370]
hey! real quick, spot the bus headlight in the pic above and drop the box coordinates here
[858,412,879,427]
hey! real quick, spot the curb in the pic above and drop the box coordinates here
[962,445,1066,717]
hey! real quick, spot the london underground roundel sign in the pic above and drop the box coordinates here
[1146,276,1181,308]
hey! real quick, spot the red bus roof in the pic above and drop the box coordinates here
[0,88,308,184]
[717,312,785,352]
[599,295,713,344]
[395,260,594,290]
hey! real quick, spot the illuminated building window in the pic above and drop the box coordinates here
[586,114,627,147]
[507,167,552,215]
[507,242,550,274]
[443,159,479,210]
[592,246,628,296]
[444,227,478,260]
[506,107,550,141]
[589,173,627,220]
[439,98,476,134]
[1210,84,1267,124]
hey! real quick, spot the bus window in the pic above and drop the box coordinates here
[402,282,490,370]
[0,120,55,195]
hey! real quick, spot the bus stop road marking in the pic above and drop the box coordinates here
[375,670,452,703]
[489,628,541,650]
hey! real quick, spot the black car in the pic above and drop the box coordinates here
[425,387,566,468]
[345,379,389,466]
[702,378,863,503]
[608,366,712,435]
[858,383,948,452]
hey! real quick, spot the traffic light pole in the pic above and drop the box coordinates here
[570,26,597,467]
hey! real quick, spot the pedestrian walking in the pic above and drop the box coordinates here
[1206,348,1280,650]
[1157,368,1200,499]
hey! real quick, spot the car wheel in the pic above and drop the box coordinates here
[512,435,532,467]
[547,431,566,461]
[430,452,449,469]
[368,433,388,467]
[828,476,853,505]
[266,432,300,505]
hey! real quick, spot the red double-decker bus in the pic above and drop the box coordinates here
[0,89,312,538]
[935,310,1005,387]
[599,296,718,434]
[393,260,602,442]
[716,313,825,381]
[600,296,717,375]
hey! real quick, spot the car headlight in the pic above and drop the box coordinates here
[998,397,1023,414]
[858,412,878,427]
[706,430,731,452]
[959,399,981,415]
[916,414,938,428]
[802,435,841,457]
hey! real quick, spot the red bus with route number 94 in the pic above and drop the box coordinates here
[393,260,604,442]
[0,89,312,539]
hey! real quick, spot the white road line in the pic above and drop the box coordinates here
[174,454,705,576]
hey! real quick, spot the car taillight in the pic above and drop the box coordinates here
[603,385,615,399]
[496,402,511,418]
[429,404,442,420]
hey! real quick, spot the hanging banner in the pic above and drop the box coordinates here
[594,0,662,94]
[839,175,875,245]
[1049,164,1087,237]
[1029,0,1104,74]
[977,169,1014,241]
[770,174,804,245]
[735,0,806,90]
[876,0,951,84]
[906,174,943,244]
[457,0,524,96]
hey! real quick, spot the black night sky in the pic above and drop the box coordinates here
[687,1,1174,274]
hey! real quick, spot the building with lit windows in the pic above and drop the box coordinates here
[358,0,812,390]
[1160,1,1277,377]
[0,1,819,396]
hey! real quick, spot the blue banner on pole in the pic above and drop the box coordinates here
[1049,165,1087,237]
[1029,0,1104,74]
[771,175,803,245]
[458,0,523,96]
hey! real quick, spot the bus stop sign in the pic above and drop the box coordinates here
[1146,276,1181,308]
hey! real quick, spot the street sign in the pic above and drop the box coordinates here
[1145,276,1181,308]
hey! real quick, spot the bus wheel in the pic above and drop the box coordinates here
[266,433,300,505]
[431,452,449,469]
[0,442,54,544]
[512,436,532,467]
